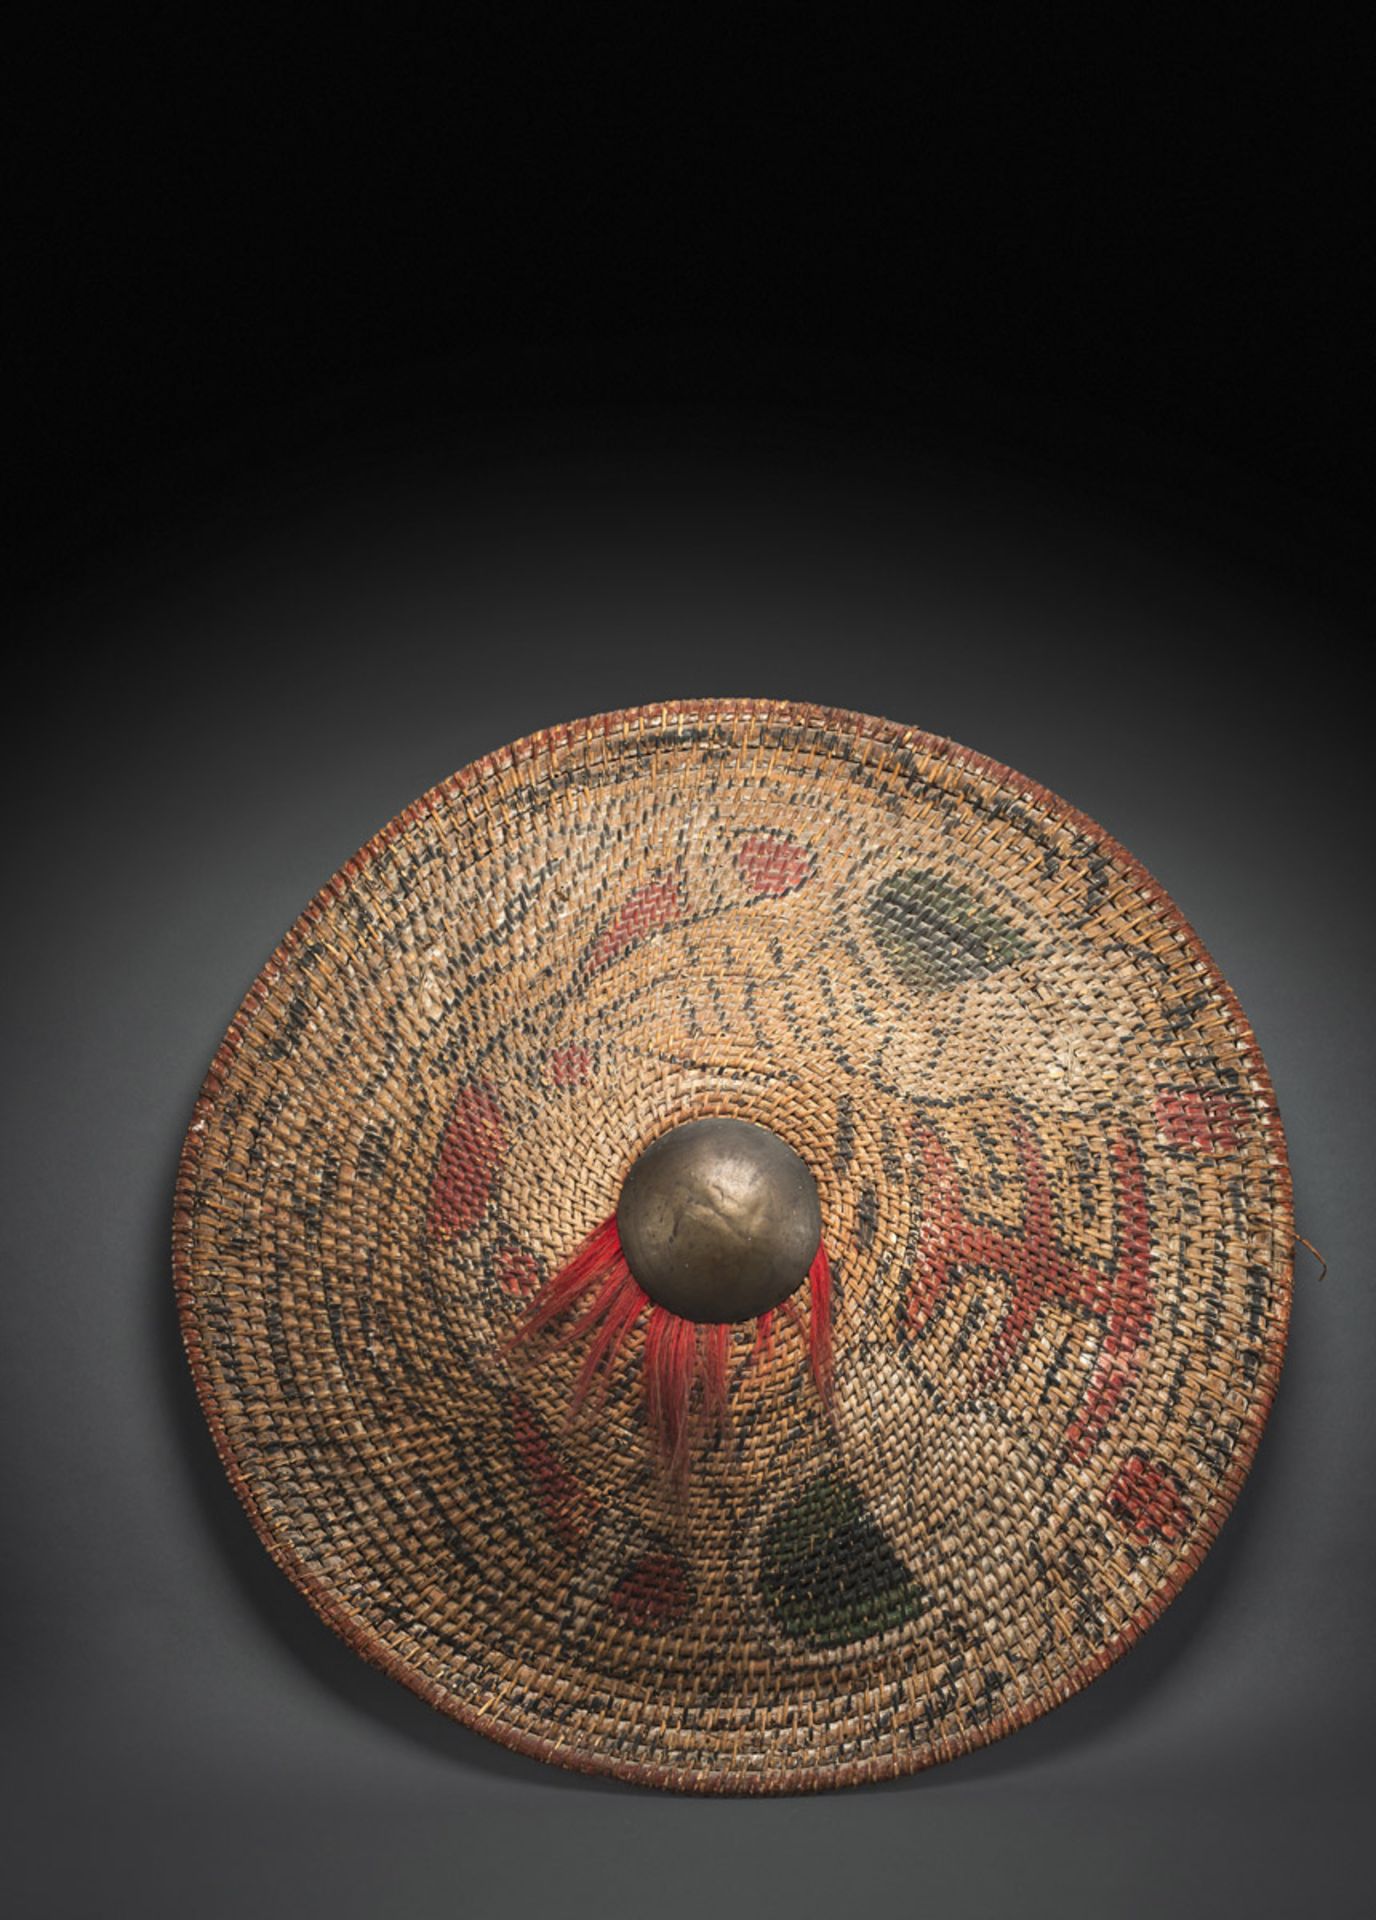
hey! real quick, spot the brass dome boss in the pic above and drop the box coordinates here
[616,1117,822,1324]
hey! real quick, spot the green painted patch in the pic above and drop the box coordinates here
[864,867,1032,993]
[760,1471,925,1647]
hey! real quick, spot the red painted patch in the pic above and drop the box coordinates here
[1106,1452,1192,1543]
[495,1244,545,1297]
[511,1396,598,1553]
[587,875,685,972]
[546,1042,591,1087]
[607,1550,694,1630]
[429,1080,505,1238]
[736,831,814,896]
[1155,1087,1244,1155]
[907,1111,1153,1459]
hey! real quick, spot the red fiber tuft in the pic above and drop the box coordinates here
[512,1213,624,1345]
[571,1273,649,1413]
[808,1241,835,1406]
[700,1321,731,1433]
[512,1212,837,1476]
[645,1307,701,1477]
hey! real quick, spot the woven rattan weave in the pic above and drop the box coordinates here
[175,699,1292,1791]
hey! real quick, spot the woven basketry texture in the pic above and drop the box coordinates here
[175,700,1292,1791]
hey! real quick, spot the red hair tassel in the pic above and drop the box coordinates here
[511,1212,834,1476]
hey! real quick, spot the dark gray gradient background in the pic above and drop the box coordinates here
[4,405,1371,1919]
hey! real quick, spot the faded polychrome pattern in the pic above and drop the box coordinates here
[176,702,1292,1790]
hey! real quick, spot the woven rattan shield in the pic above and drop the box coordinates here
[175,699,1292,1791]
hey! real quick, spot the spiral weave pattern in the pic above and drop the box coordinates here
[175,700,1292,1791]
